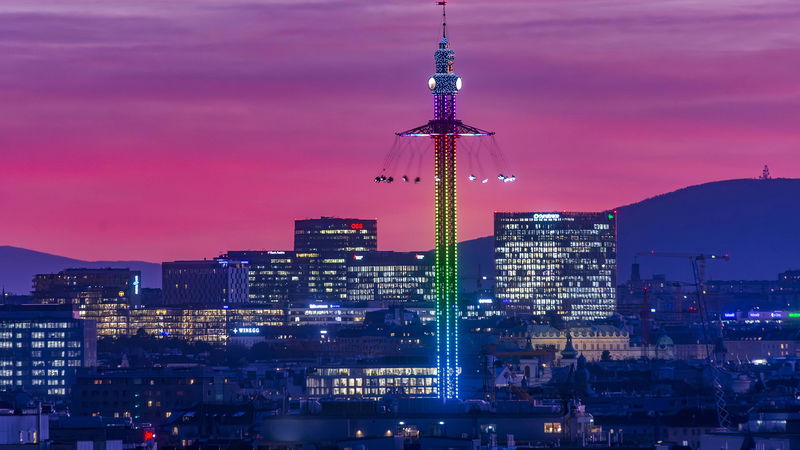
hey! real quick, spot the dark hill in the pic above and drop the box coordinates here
[458,178,800,283]
[0,246,160,295]
[616,178,800,282]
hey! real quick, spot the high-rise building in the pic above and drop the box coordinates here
[293,252,348,303]
[222,250,349,305]
[33,268,142,337]
[225,251,296,306]
[0,305,96,398]
[162,259,249,306]
[33,268,142,305]
[294,217,377,253]
[346,251,434,304]
[494,212,617,320]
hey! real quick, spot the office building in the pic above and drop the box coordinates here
[346,251,434,304]
[293,252,348,302]
[306,365,437,399]
[495,211,617,320]
[225,250,296,306]
[33,268,142,305]
[33,268,141,337]
[222,250,349,304]
[294,217,377,252]
[162,258,249,306]
[126,306,284,343]
[0,305,96,398]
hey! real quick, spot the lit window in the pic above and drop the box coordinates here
[545,423,562,433]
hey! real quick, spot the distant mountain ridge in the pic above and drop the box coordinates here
[457,178,800,283]
[615,178,800,281]
[3,178,798,294]
[0,246,160,295]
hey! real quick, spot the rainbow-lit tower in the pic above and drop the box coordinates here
[396,1,494,400]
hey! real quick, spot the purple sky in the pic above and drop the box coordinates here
[1,0,799,262]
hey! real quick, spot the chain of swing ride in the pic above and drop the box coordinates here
[374,135,515,185]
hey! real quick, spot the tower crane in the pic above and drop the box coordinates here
[636,251,732,430]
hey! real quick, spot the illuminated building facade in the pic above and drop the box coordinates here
[33,268,142,337]
[162,259,249,306]
[293,252,348,302]
[33,268,142,305]
[503,324,635,362]
[127,306,284,343]
[495,212,617,320]
[222,250,348,304]
[0,305,96,398]
[287,303,369,326]
[346,251,434,304]
[306,366,437,399]
[294,217,377,253]
[461,297,505,321]
[286,303,435,326]
[225,250,296,306]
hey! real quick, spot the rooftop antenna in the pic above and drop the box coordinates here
[438,1,447,38]
[759,164,771,180]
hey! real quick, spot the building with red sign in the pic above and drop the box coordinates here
[294,217,377,253]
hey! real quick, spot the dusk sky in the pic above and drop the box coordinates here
[2,0,799,262]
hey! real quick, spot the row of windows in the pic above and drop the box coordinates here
[306,387,436,397]
[308,377,437,388]
[0,322,75,329]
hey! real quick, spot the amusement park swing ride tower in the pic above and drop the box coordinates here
[376,1,514,400]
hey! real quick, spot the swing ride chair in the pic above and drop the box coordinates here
[374,121,515,185]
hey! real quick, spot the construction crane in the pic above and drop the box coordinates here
[636,251,732,430]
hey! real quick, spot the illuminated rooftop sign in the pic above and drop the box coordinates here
[233,327,260,335]
[533,213,561,221]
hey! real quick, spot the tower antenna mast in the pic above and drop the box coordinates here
[439,1,447,38]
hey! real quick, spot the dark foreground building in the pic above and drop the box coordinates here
[72,367,239,422]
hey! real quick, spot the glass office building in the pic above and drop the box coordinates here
[33,268,142,337]
[346,251,434,304]
[294,217,377,253]
[225,251,296,306]
[162,259,249,306]
[0,305,96,398]
[495,212,617,320]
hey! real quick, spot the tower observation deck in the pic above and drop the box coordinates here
[394,1,495,400]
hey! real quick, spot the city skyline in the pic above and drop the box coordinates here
[2,0,799,262]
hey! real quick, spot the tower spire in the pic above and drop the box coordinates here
[438,1,447,38]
